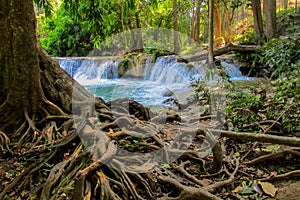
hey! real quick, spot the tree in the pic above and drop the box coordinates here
[221,0,244,44]
[0,0,103,198]
[265,0,276,41]
[208,0,215,67]
[214,0,223,46]
[250,0,264,43]
[173,0,181,53]
[195,0,202,43]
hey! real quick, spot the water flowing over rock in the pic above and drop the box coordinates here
[58,55,253,106]
[59,57,119,85]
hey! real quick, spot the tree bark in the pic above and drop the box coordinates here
[214,0,222,47]
[135,11,144,52]
[191,2,195,41]
[0,0,44,132]
[265,0,277,41]
[173,0,181,54]
[251,0,264,43]
[185,43,260,62]
[208,0,215,68]
[195,0,202,43]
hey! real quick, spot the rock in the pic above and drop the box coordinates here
[163,90,174,97]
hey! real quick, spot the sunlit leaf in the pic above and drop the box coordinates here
[258,181,278,197]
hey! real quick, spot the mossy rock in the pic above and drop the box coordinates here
[118,56,134,77]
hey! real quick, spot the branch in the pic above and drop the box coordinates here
[183,43,260,62]
[208,129,300,147]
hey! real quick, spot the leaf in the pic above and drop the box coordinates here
[232,186,243,193]
[202,178,212,185]
[262,145,280,152]
[162,164,171,169]
[258,181,278,197]
[241,186,254,195]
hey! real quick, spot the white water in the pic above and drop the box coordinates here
[59,56,253,106]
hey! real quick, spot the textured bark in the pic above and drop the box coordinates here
[251,0,264,43]
[208,0,215,68]
[0,0,43,132]
[265,0,277,41]
[173,0,181,54]
[195,0,202,43]
[214,0,222,47]
[185,43,260,62]
[135,12,143,52]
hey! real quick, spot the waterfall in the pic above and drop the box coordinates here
[59,57,119,85]
[59,56,250,86]
[59,58,83,77]
[144,56,206,85]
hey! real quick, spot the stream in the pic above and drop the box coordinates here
[59,55,255,107]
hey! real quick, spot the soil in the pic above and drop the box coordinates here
[274,180,300,200]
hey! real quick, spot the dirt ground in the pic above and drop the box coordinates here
[274,180,300,200]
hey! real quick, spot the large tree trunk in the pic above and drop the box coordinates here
[0,0,45,132]
[251,0,264,43]
[265,0,277,41]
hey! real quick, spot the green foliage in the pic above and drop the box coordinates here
[34,0,53,17]
[276,8,300,36]
[257,38,300,78]
[226,72,300,134]
[191,67,233,112]
[40,6,93,57]
[144,48,172,60]
[233,17,257,45]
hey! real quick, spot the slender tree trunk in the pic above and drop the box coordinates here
[214,0,222,47]
[284,0,288,9]
[251,0,264,43]
[135,12,143,52]
[187,12,192,44]
[173,0,181,54]
[265,0,277,41]
[195,0,202,43]
[262,0,266,13]
[227,17,233,43]
[191,5,195,41]
[208,0,215,68]
[241,2,246,19]
[120,3,128,50]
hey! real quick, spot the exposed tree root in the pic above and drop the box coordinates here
[244,147,300,165]
[2,48,300,200]
[259,169,300,181]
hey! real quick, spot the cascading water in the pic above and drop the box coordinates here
[58,56,253,106]
[145,56,206,84]
[58,57,119,85]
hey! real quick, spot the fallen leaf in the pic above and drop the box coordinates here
[259,181,278,197]
[232,186,243,193]
[202,178,212,185]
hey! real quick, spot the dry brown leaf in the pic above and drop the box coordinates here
[202,178,213,185]
[232,186,243,193]
[259,181,278,197]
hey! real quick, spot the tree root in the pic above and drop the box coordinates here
[0,131,11,154]
[157,159,239,200]
[259,169,300,181]
[244,147,300,165]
